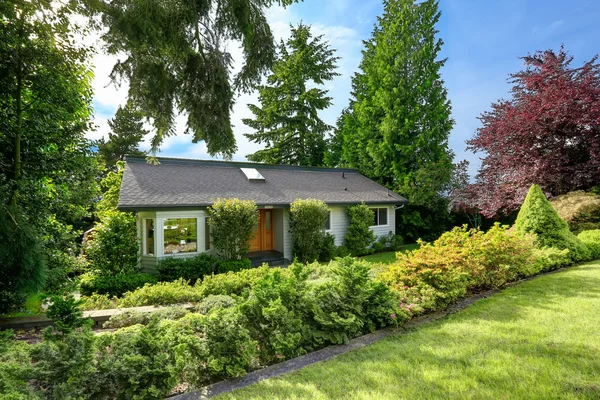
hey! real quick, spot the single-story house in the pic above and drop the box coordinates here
[118,156,408,270]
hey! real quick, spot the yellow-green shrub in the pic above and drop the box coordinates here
[380,224,538,311]
[578,230,600,260]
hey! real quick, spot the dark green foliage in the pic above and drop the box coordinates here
[91,323,179,399]
[0,1,100,301]
[97,103,147,171]
[244,23,339,166]
[239,265,313,363]
[578,230,600,260]
[318,233,337,263]
[157,253,252,283]
[87,0,297,157]
[334,245,351,258]
[289,199,330,263]
[515,185,591,262]
[196,295,236,315]
[376,231,404,251]
[330,0,457,240]
[85,211,139,275]
[158,253,220,283]
[208,199,258,260]
[46,295,89,334]
[311,257,399,345]
[0,206,45,314]
[344,204,375,256]
[80,273,158,297]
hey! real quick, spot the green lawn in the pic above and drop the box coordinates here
[360,243,420,264]
[218,262,600,399]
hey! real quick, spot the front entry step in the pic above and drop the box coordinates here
[247,250,288,267]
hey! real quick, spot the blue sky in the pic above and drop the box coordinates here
[87,0,600,177]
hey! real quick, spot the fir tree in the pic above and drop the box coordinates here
[243,23,339,166]
[97,103,148,171]
[331,0,456,240]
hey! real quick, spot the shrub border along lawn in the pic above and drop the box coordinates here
[173,261,591,400]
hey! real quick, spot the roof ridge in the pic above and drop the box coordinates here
[124,155,360,173]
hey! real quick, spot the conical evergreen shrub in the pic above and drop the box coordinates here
[515,185,590,262]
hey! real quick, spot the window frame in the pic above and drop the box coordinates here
[162,217,199,256]
[139,210,206,258]
[369,207,390,227]
[324,209,332,232]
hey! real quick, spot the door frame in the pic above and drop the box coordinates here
[249,209,274,252]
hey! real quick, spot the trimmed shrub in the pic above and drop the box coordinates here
[80,272,158,297]
[46,294,89,334]
[550,190,600,233]
[344,203,375,256]
[207,198,258,260]
[196,294,236,314]
[578,230,600,260]
[289,198,330,263]
[0,205,46,315]
[239,265,313,364]
[85,210,139,275]
[534,247,572,273]
[311,257,402,345]
[80,293,116,311]
[515,185,591,262]
[119,279,202,307]
[103,306,190,329]
[196,266,277,298]
[376,231,404,251]
[318,232,337,263]
[334,245,351,258]
[157,253,219,283]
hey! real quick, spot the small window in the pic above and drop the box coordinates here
[163,218,198,254]
[145,219,154,256]
[324,210,331,231]
[370,207,388,226]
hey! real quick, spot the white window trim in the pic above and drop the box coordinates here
[139,210,206,258]
[369,206,390,228]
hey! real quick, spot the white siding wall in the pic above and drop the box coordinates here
[326,206,350,246]
[282,208,293,260]
[368,204,396,238]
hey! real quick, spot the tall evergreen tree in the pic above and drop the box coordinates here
[97,103,148,171]
[243,23,339,166]
[332,0,456,240]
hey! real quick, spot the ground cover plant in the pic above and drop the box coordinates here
[217,261,600,400]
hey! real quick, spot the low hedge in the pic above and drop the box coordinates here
[157,253,252,283]
[80,273,158,297]
[577,229,600,260]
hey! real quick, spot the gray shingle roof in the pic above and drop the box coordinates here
[118,156,408,211]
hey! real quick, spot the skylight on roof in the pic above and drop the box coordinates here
[240,168,265,181]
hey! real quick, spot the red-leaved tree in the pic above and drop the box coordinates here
[462,47,600,217]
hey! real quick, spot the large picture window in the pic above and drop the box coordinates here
[163,218,198,254]
[370,207,388,226]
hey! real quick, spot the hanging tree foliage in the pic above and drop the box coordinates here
[84,0,298,158]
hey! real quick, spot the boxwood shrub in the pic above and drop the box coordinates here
[157,254,252,283]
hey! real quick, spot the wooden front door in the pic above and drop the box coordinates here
[249,210,273,252]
